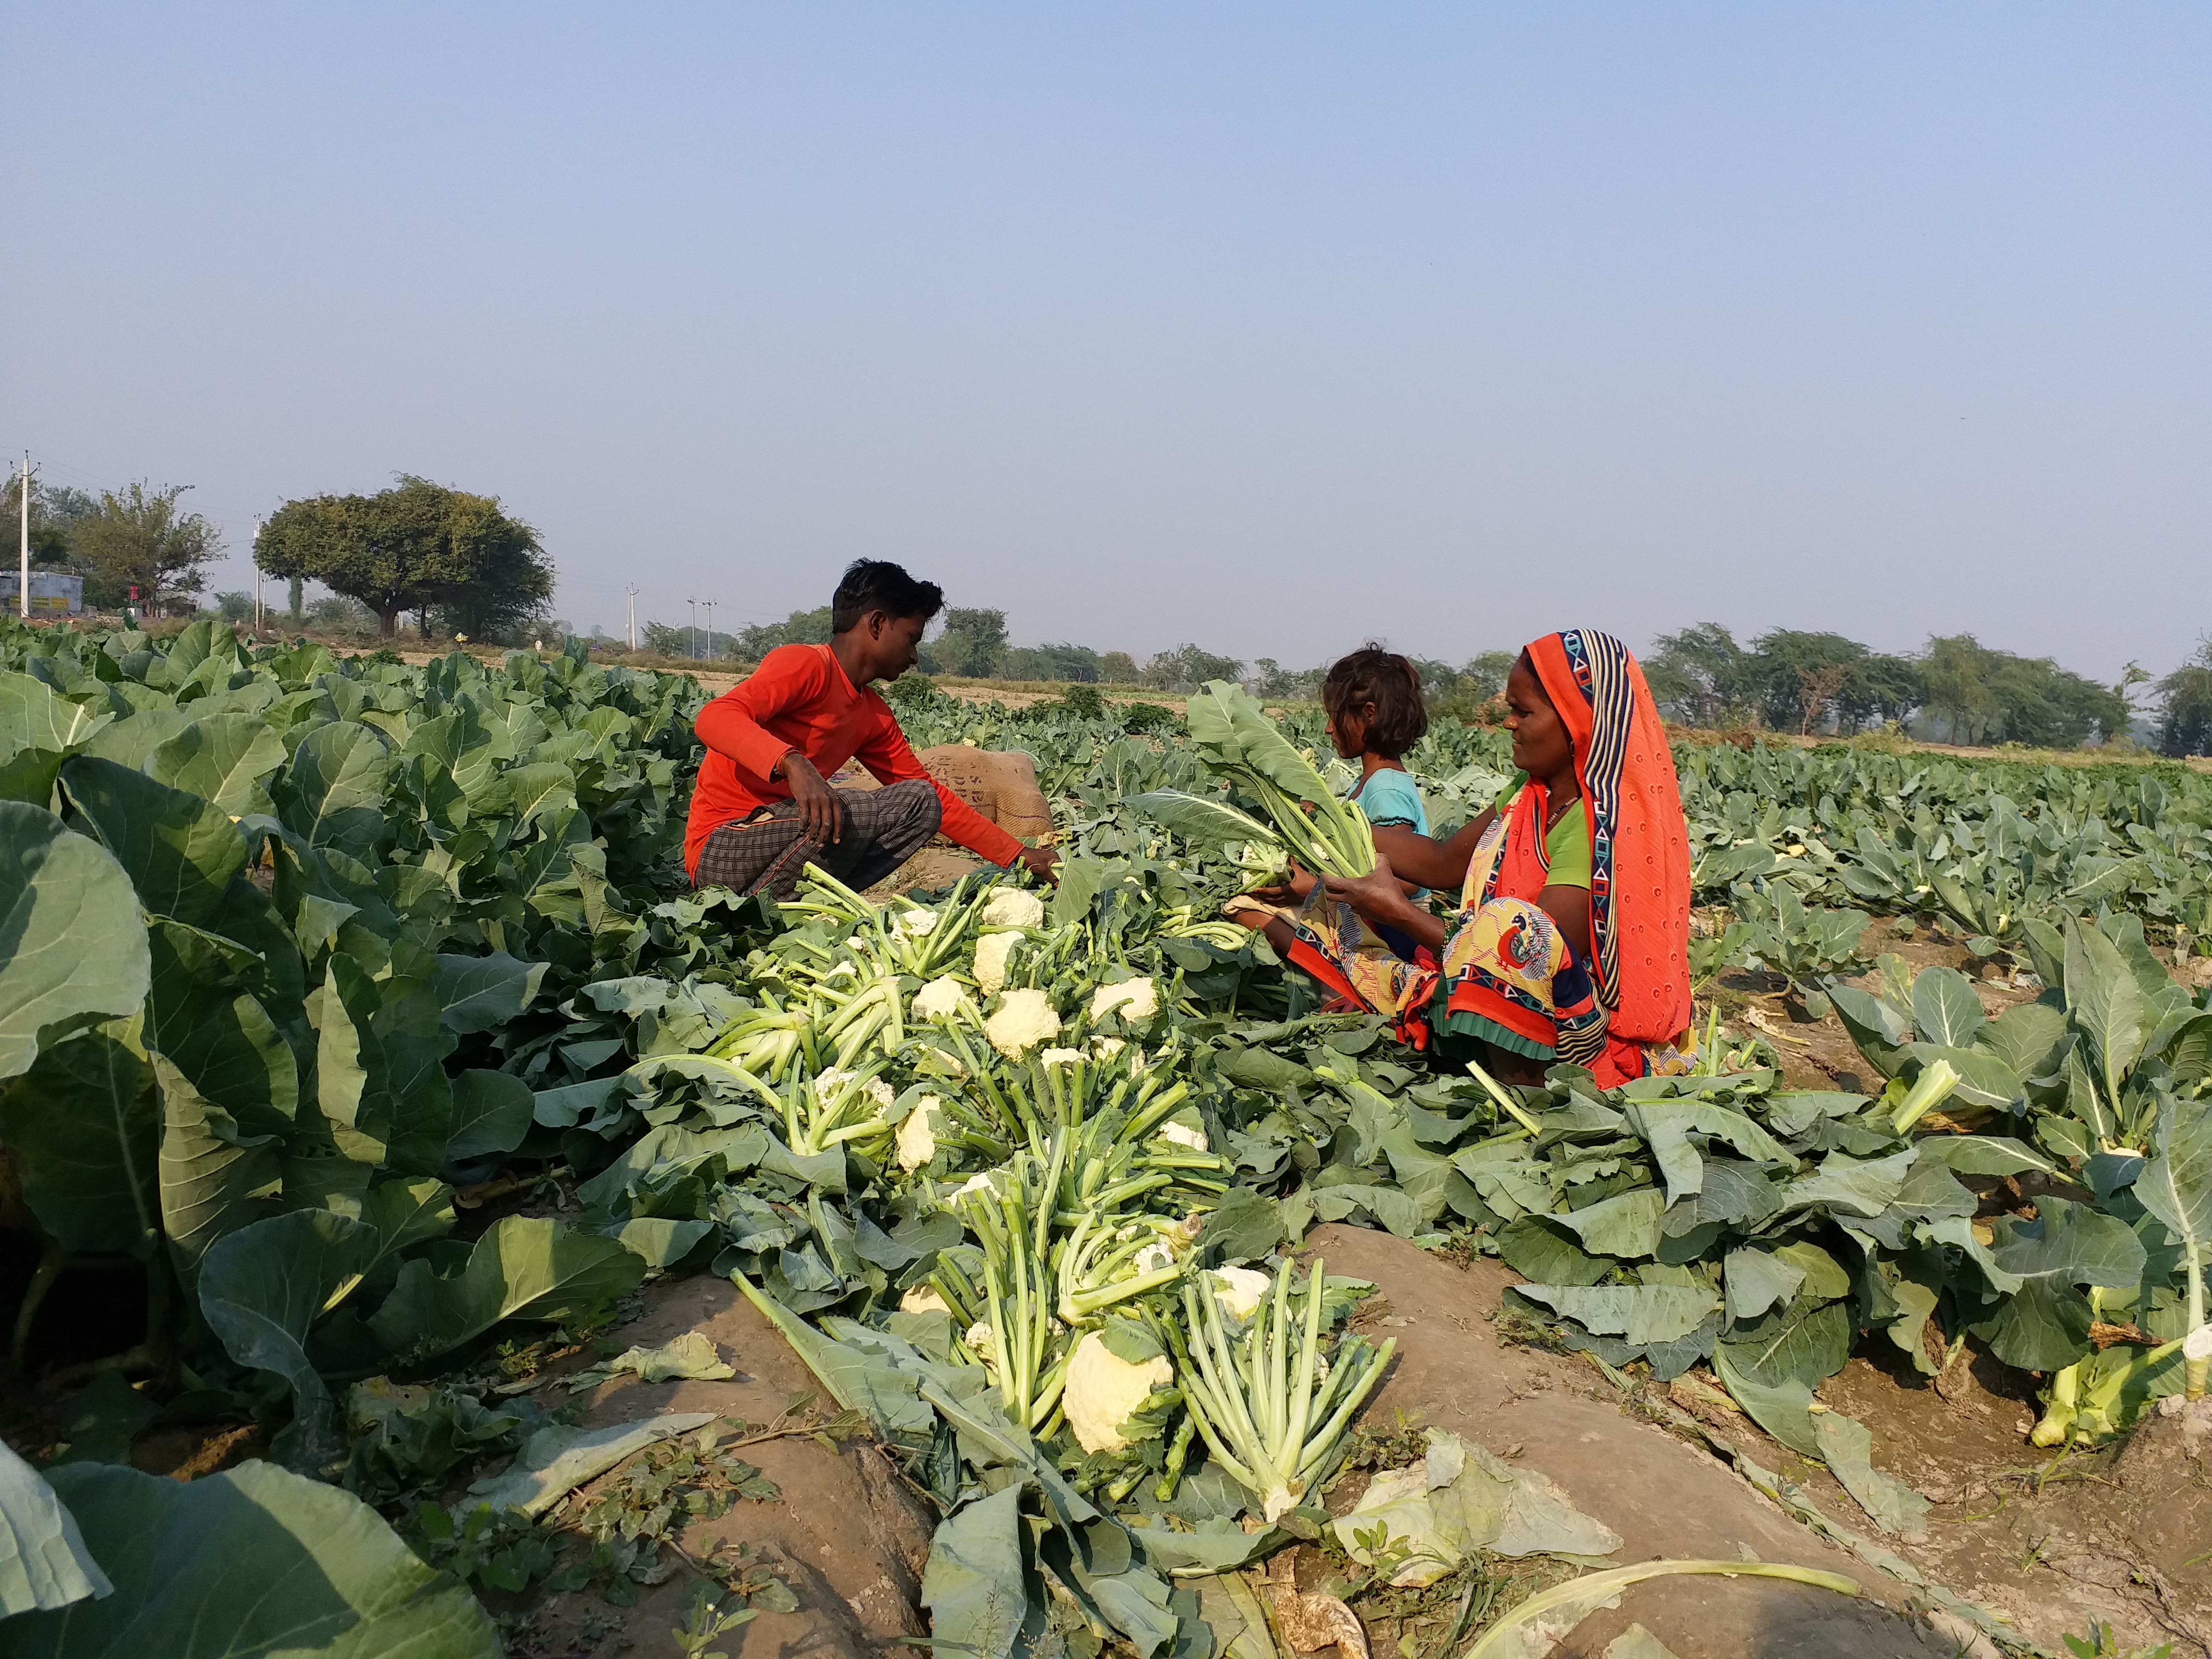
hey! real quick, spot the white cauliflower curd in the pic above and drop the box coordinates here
[1090,977,1159,1022]
[900,1286,951,1316]
[974,932,1022,996]
[1211,1266,1271,1319]
[911,975,968,1022]
[895,1096,944,1171]
[1063,1331,1173,1454]
[986,989,1060,1057]
[982,887,1045,929]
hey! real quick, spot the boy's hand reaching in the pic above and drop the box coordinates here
[1016,845,1060,885]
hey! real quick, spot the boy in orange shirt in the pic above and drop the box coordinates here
[686,560,1059,900]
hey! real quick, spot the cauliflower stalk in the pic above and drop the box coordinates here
[1063,1324,1176,1455]
[986,989,1061,1058]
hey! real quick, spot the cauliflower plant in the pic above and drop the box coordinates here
[974,931,1022,996]
[891,905,940,938]
[895,1096,944,1171]
[1090,977,1159,1022]
[982,886,1045,929]
[1211,1266,1271,1320]
[911,975,969,1022]
[986,989,1061,1058]
[815,1067,895,1114]
[1063,1329,1174,1455]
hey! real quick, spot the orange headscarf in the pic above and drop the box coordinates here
[1523,631,1693,1043]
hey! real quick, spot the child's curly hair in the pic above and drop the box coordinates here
[1321,644,1429,759]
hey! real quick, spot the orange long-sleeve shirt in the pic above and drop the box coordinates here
[683,644,1025,878]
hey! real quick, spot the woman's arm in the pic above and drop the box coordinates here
[1372,808,1496,892]
[1535,883,1592,969]
[1320,854,1450,954]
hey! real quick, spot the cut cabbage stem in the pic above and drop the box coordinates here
[1460,1056,1544,1137]
[1176,1257,1395,1522]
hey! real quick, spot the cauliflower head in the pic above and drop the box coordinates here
[1063,1329,1174,1454]
[911,975,969,1022]
[1090,977,1159,1022]
[1156,1117,1209,1154]
[900,1286,951,1316]
[1211,1266,1271,1320]
[1039,1046,1090,1069]
[986,989,1061,1058]
[974,931,1022,996]
[982,886,1046,929]
[895,1096,944,1171]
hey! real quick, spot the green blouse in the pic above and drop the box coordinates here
[1498,780,1590,890]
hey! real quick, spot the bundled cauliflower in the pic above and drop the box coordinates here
[986,989,1061,1057]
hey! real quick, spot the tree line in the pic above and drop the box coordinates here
[4,475,224,612]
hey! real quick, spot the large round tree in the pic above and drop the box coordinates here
[255,475,553,639]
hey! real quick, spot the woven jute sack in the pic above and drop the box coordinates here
[828,747,1054,846]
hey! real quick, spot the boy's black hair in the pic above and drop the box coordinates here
[831,560,945,633]
[1322,644,1429,758]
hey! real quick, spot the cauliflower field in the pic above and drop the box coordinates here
[1,619,2210,1657]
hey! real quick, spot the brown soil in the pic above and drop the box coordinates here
[493,1274,940,1659]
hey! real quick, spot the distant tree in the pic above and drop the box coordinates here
[212,591,254,623]
[1,477,96,575]
[72,482,222,610]
[256,476,551,639]
[1918,635,2000,743]
[1251,659,1320,699]
[733,606,833,661]
[2156,637,2212,758]
[1099,651,1140,684]
[1458,651,1518,702]
[1645,624,1751,726]
[1143,644,1243,691]
[933,607,1009,678]
[1919,633,2126,747]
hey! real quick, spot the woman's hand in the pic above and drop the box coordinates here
[1321,853,1417,927]
[1246,864,1317,906]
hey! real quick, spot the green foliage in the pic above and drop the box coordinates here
[256,475,553,639]
[70,481,223,611]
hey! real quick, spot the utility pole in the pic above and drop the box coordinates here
[17,452,29,620]
[702,600,717,661]
[251,517,264,631]
[626,584,637,650]
[687,598,698,659]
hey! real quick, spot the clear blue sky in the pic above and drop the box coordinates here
[5,4,2206,681]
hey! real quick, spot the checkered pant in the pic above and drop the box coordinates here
[693,779,944,901]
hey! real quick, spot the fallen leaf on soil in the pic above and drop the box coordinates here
[565,1331,735,1391]
[1601,1626,1683,1659]
[1266,1555,1369,1659]
[469,1411,717,1518]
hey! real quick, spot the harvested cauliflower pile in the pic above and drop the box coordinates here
[982,886,1045,929]
[986,989,1060,1057]
[1064,1328,1174,1454]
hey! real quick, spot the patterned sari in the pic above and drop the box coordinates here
[1284,629,1695,1088]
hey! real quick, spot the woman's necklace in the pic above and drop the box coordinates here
[1542,785,1579,832]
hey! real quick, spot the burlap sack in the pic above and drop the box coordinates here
[827,746,1055,847]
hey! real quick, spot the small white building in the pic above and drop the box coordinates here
[0,572,86,615]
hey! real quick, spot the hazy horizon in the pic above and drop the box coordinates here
[5,5,2206,683]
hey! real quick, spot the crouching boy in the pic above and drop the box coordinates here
[684,560,1059,900]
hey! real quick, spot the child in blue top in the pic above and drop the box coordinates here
[1325,648,1431,958]
[1231,646,1433,962]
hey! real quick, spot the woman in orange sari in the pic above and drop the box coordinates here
[1283,629,1694,1089]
